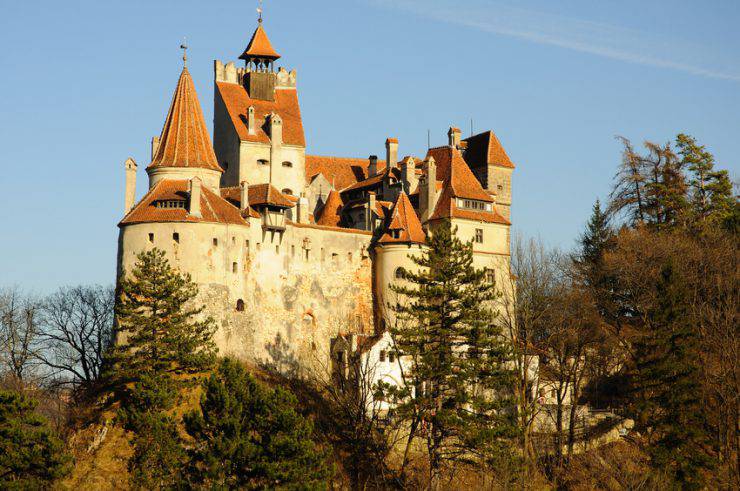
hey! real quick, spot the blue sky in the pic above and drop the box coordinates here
[0,0,737,292]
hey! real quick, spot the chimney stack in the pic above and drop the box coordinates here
[151,137,160,160]
[400,157,418,194]
[367,192,377,230]
[297,194,310,224]
[189,177,202,218]
[386,138,398,169]
[124,157,137,213]
[448,127,461,149]
[368,155,378,178]
[247,106,256,135]
[420,156,437,222]
[240,181,250,214]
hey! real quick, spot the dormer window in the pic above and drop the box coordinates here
[458,198,488,211]
[282,188,294,196]
[155,200,186,209]
[390,230,401,239]
[257,159,269,166]
[282,161,293,167]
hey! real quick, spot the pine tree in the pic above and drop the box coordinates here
[128,411,186,490]
[676,133,736,231]
[183,357,332,490]
[628,262,712,488]
[112,248,217,384]
[0,390,71,490]
[389,220,517,487]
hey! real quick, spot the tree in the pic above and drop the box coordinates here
[609,138,688,229]
[389,220,517,488]
[676,133,736,230]
[627,262,713,488]
[128,410,186,490]
[0,288,40,383]
[36,285,115,389]
[111,248,217,385]
[0,389,70,489]
[183,357,332,490]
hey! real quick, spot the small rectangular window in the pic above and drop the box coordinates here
[275,245,279,254]
[232,262,238,273]
[213,238,218,247]
[245,240,250,250]
[474,229,483,243]
[172,232,179,243]
[321,248,325,262]
[232,236,236,245]
[379,350,386,362]
[256,243,261,251]
[148,233,154,243]
[389,352,396,363]
[331,253,338,261]
[291,245,295,257]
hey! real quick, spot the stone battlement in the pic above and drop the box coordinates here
[214,60,297,89]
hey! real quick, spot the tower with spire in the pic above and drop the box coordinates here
[116,11,516,386]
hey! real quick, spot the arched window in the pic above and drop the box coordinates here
[282,161,293,168]
[394,267,404,279]
[236,299,245,312]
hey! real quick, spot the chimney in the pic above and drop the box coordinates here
[240,180,250,214]
[400,157,418,194]
[297,194,309,224]
[247,106,256,135]
[269,112,283,184]
[367,192,377,230]
[386,138,398,169]
[189,177,202,218]
[151,136,160,160]
[448,127,461,148]
[420,157,437,222]
[368,155,378,177]
[124,157,137,213]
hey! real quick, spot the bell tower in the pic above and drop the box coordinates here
[239,17,281,101]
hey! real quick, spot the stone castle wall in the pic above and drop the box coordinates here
[117,219,375,377]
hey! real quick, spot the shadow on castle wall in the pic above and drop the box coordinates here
[260,332,301,378]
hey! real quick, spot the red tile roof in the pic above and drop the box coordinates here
[216,82,305,147]
[305,155,384,191]
[148,68,222,172]
[315,189,343,227]
[120,180,249,226]
[429,186,510,225]
[239,23,281,61]
[245,183,294,208]
[379,192,426,244]
[426,146,493,202]
[463,130,515,169]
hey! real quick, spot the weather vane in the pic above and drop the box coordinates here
[180,37,188,67]
[257,0,263,23]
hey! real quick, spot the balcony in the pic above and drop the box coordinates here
[262,209,286,231]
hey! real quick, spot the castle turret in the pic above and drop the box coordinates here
[374,191,426,330]
[147,63,222,191]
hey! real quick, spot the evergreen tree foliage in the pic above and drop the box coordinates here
[128,411,186,490]
[627,262,712,488]
[0,390,71,490]
[183,357,332,490]
[112,248,217,384]
[576,200,613,282]
[389,220,518,484]
[676,133,737,231]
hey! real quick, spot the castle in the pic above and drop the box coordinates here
[116,19,515,382]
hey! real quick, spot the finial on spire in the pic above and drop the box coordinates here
[180,37,188,67]
[257,0,263,23]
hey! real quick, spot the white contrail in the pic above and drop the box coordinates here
[370,0,740,83]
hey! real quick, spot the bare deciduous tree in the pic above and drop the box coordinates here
[36,285,115,388]
[0,287,41,382]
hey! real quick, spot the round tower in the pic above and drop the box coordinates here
[373,192,427,330]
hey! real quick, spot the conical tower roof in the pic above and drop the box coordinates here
[148,67,221,172]
[239,23,281,61]
[316,189,343,227]
[379,192,426,244]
